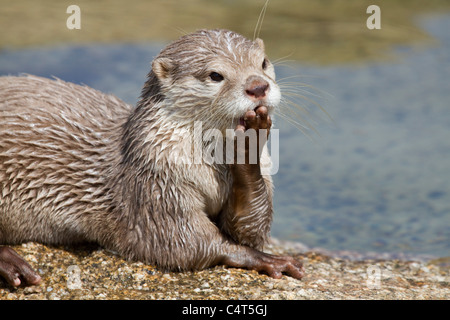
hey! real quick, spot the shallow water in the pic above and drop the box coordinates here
[272,14,450,258]
[1,15,449,258]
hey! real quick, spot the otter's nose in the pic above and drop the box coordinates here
[245,76,269,100]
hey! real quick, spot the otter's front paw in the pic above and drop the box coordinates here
[223,246,304,280]
[236,106,272,133]
[233,106,272,166]
[0,246,41,287]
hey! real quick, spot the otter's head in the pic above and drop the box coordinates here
[144,29,280,131]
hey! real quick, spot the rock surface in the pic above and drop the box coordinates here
[0,241,448,300]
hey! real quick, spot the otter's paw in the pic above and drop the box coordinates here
[233,106,272,166]
[236,106,272,134]
[223,247,304,280]
[0,246,41,287]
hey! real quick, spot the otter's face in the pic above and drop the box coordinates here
[151,29,280,131]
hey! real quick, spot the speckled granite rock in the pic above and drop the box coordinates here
[0,241,448,300]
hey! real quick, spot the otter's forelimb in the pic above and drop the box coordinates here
[220,106,273,248]
[0,247,41,287]
[216,106,304,279]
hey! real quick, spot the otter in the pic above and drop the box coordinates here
[0,29,304,287]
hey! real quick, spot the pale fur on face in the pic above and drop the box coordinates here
[150,29,281,133]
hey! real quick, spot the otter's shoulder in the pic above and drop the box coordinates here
[0,74,131,120]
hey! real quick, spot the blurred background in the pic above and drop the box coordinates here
[1,0,449,259]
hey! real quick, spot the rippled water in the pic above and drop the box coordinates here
[1,15,449,258]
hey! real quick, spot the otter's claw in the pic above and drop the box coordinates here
[222,246,304,280]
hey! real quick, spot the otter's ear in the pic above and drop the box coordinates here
[152,57,174,80]
[254,38,265,51]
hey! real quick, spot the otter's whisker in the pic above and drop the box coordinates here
[274,105,313,138]
[270,53,295,67]
[253,0,270,40]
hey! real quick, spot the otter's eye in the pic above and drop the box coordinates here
[209,72,224,82]
[262,58,268,70]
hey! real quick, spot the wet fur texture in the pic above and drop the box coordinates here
[0,30,287,273]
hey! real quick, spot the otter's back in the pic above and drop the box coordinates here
[0,75,130,244]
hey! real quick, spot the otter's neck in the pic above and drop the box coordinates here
[121,72,212,170]
[139,71,164,106]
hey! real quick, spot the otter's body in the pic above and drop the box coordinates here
[0,76,127,245]
[0,30,303,286]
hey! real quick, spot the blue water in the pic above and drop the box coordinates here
[1,15,449,258]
